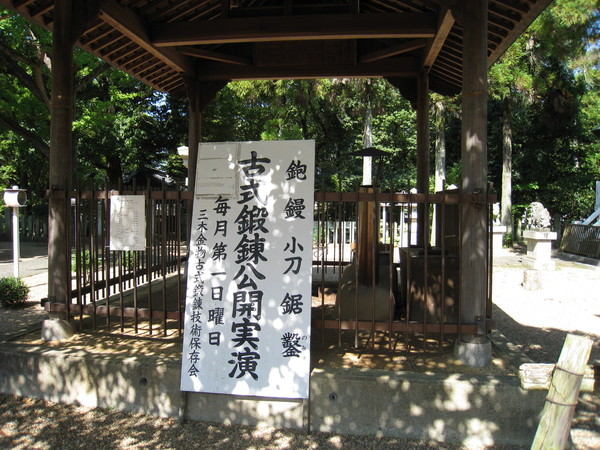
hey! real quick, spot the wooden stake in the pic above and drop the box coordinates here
[531,334,593,450]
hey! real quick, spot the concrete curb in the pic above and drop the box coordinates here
[0,336,545,447]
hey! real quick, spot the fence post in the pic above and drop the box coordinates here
[552,213,562,249]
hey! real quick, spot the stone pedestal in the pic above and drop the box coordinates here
[455,335,492,367]
[492,225,507,253]
[41,319,74,342]
[523,230,557,271]
[522,269,542,291]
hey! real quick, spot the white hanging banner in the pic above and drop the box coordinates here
[109,195,146,251]
[181,140,315,399]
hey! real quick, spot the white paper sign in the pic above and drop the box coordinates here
[181,140,315,399]
[109,195,146,251]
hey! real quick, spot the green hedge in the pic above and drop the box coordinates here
[0,277,29,308]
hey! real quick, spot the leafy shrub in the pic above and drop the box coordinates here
[0,277,29,308]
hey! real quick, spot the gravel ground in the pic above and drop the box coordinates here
[0,247,599,448]
[0,393,475,450]
[491,251,600,449]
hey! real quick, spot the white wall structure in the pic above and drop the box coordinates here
[181,140,315,399]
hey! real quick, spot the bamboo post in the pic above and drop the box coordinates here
[531,333,593,450]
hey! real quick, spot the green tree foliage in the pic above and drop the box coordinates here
[74,75,188,188]
[202,78,417,191]
[488,0,600,223]
[0,7,189,199]
[2,2,599,228]
[0,10,52,203]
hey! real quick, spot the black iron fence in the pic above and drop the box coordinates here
[45,186,496,348]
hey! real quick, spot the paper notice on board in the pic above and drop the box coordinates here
[109,195,146,251]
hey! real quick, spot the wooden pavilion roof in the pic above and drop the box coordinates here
[1,0,553,98]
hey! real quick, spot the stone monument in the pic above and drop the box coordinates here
[491,202,507,253]
[522,202,557,272]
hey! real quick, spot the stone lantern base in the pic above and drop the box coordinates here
[523,230,557,271]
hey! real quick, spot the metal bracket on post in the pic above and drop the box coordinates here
[471,188,485,209]
[475,315,486,336]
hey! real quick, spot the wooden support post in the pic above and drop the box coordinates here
[453,0,491,366]
[185,80,226,237]
[459,0,488,333]
[416,69,430,247]
[531,334,593,450]
[185,81,204,241]
[48,0,76,305]
[186,81,203,199]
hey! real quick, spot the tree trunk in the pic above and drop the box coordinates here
[501,98,513,241]
[434,100,446,192]
[416,70,430,247]
[362,103,373,186]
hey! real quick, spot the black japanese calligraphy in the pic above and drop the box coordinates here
[209,332,221,346]
[281,332,307,358]
[233,290,263,320]
[208,307,225,324]
[284,198,306,219]
[214,195,231,216]
[286,160,307,180]
[280,293,303,314]
[231,317,261,349]
[228,347,260,380]
[238,151,272,205]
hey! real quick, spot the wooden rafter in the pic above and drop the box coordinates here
[0,0,555,96]
[98,0,195,75]
[422,7,455,68]
[151,13,437,46]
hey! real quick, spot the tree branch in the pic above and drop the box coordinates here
[28,27,51,106]
[0,33,40,68]
[0,110,50,159]
[0,49,50,109]
[76,61,111,94]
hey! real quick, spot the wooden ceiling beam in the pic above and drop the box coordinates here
[360,39,427,63]
[98,0,195,75]
[13,0,36,7]
[421,7,454,68]
[151,13,436,46]
[177,46,252,65]
[194,57,419,81]
[103,40,137,60]
[494,0,529,15]
[30,2,53,19]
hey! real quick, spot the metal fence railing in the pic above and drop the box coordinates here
[45,185,496,349]
[312,189,496,350]
[44,183,189,337]
[560,223,600,259]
